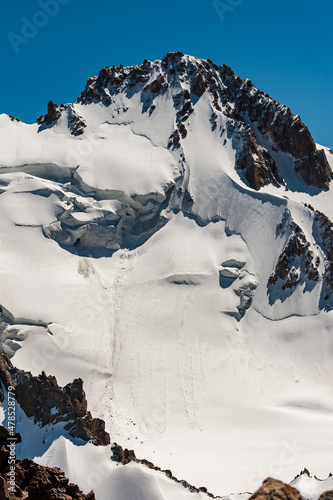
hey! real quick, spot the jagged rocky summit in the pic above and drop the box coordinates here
[37,51,332,190]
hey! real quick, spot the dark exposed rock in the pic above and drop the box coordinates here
[66,105,86,136]
[292,468,333,483]
[294,149,331,190]
[191,72,207,97]
[168,129,181,149]
[269,209,333,305]
[313,211,333,292]
[210,112,218,131]
[143,75,167,94]
[219,65,332,190]
[161,51,185,68]
[78,63,150,105]
[0,353,110,446]
[111,443,136,464]
[229,122,283,190]
[269,218,320,292]
[168,88,194,145]
[319,492,333,500]
[0,446,95,500]
[248,477,303,500]
[7,116,22,123]
[0,355,14,391]
[0,427,21,449]
[37,101,86,136]
[37,101,62,126]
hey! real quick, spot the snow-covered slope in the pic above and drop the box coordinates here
[0,52,333,499]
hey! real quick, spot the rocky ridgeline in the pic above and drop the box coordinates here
[37,100,86,136]
[45,51,332,191]
[111,443,214,496]
[220,67,331,190]
[0,445,95,500]
[0,353,110,446]
[0,439,332,500]
[110,445,333,500]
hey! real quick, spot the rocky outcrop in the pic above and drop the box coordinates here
[0,446,95,499]
[269,215,320,293]
[173,88,194,140]
[220,65,332,190]
[143,74,168,94]
[269,228,319,290]
[37,102,86,136]
[0,355,14,391]
[313,211,333,293]
[66,104,86,136]
[269,208,333,305]
[0,353,110,446]
[293,149,330,190]
[78,63,152,105]
[228,121,284,190]
[319,492,333,500]
[7,116,22,123]
[37,100,62,127]
[249,477,303,500]
[111,443,136,465]
[191,72,207,97]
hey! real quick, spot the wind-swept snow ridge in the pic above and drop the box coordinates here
[1,53,333,499]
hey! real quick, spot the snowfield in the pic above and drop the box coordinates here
[0,54,333,499]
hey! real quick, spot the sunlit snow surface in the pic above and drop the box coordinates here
[0,83,333,500]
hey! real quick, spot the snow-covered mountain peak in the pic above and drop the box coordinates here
[1,53,333,499]
[34,52,332,193]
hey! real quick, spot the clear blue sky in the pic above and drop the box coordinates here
[1,0,332,147]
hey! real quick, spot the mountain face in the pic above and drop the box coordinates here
[0,53,333,500]
[37,52,332,192]
[75,52,331,190]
